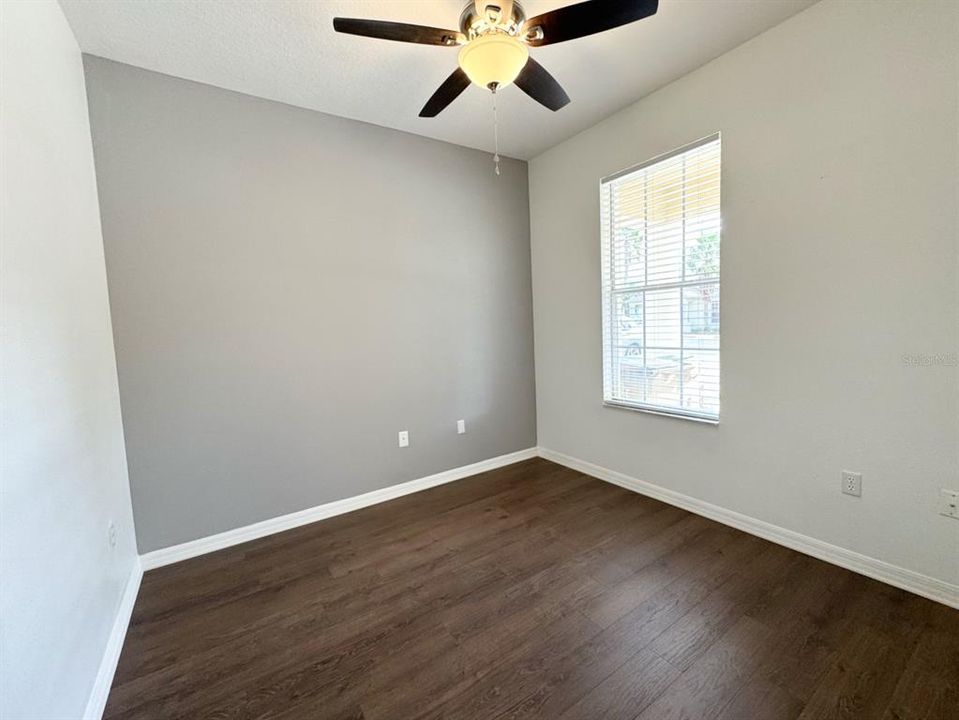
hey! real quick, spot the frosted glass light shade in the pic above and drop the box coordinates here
[457,34,529,89]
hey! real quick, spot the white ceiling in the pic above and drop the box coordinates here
[60,0,817,159]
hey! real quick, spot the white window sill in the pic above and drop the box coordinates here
[603,400,719,425]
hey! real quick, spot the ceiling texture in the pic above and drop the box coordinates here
[60,0,817,159]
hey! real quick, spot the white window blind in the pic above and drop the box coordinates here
[600,134,721,421]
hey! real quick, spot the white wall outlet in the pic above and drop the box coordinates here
[940,489,959,520]
[108,521,117,548]
[457,419,466,435]
[841,471,862,497]
[398,430,409,448]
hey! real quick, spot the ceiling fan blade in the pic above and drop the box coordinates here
[333,18,464,46]
[419,68,472,117]
[522,0,659,47]
[514,58,571,111]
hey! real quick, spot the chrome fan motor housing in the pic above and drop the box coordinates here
[459,1,527,39]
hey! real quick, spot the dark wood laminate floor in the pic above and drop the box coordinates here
[107,458,959,720]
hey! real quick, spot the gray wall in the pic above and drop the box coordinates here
[529,0,959,588]
[0,2,139,718]
[82,57,536,553]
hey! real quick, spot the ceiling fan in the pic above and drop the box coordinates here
[333,1,660,118]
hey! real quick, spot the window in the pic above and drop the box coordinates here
[601,134,721,422]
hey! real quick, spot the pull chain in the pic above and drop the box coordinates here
[490,83,501,176]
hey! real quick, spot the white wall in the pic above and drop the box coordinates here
[0,2,139,718]
[530,0,959,589]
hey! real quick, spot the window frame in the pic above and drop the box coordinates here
[599,133,722,424]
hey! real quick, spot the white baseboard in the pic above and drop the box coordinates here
[84,557,143,720]
[538,447,959,609]
[140,447,539,570]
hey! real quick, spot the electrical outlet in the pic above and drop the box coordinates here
[457,419,466,435]
[108,521,117,548]
[841,471,862,497]
[940,489,959,520]
[398,430,409,448]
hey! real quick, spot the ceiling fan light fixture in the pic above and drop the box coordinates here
[457,34,529,89]
[334,0,660,116]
